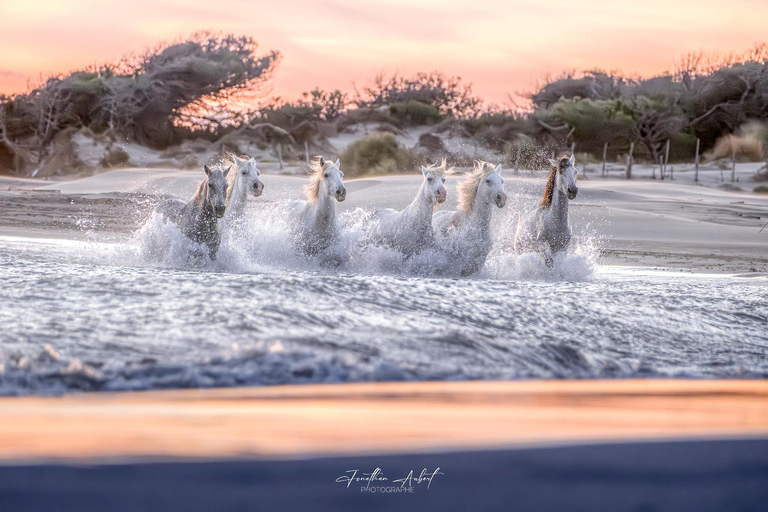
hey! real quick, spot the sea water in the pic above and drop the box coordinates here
[0,200,766,395]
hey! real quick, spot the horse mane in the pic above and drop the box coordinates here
[457,161,496,212]
[221,152,244,202]
[193,177,208,205]
[424,159,449,177]
[304,157,329,203]
[540,156,570,208]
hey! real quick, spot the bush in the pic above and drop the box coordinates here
[340,132,425,176]
[754,185,768,193]
[355,72,481,119]
[259,88,348,129]
[388,100,442,126]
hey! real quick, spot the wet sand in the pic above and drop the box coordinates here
[1,380,766,462]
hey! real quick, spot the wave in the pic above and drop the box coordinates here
[122,198,600,281]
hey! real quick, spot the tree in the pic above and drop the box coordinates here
[0,32,280,173]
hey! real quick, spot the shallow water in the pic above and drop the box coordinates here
[1,220,766,395]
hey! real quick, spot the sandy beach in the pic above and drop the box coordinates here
[1,167,767,510]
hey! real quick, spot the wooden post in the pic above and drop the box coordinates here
[626,142,634,179]
[277,144,283,170]
[304,141,309,163]
[731,146,736,182]
[662,139,670,180]
[601,142,608,177]
[694,138,700,182]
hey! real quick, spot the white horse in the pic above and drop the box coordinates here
[288,156,346,255]
[514,154,579,266]
[369,164,447,256]
[154,165,230,260]
[219,154,264,232]
[432,161,507,276]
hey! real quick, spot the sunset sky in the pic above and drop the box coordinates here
[1,0,766,104]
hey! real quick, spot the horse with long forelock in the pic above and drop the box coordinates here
[432,161,507,276]
[287,156,346,255]
[514,154,579,266]
[369,162,448,256]
[221,153,263,228]
[154,164,231,260]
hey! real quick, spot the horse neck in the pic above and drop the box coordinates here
[547,177,569,225]
[409,181,435,220]
[227,173,247,213]
[467,194,494,232]
[310,191,335,225]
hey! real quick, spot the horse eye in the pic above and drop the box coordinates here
[324,173,329,178]
[442,177,446,182]
[427,177,433,182]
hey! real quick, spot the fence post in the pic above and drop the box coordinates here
[731,146,736,182]
[601,142,608,177]
[277,144,283,170]
[626,142,634,179]
[694,138,700,182]
[304,141,309,163]
[661,139,670,180]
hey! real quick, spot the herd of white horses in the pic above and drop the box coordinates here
[155,153,580,274]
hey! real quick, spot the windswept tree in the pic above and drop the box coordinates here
[0,32,280,174]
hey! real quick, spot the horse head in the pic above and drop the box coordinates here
[548,155,579,200]
[234,155,264,198]
[204,164,230,218]
[319,156,346,202]
[479,163,507,208]
[421,165,447,204]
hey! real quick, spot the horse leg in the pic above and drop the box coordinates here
[539,244,554,268]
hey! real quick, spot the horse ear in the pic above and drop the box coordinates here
[494,164,502,175]
[250,157,257,166]
[421,166,429,177]
[319,156,325,166]
[547,159,558,168]
[223,165,232,178]
[569,154,575,165]
[204,165,211,176]
[232,155,243,165]
[334,158,340,168]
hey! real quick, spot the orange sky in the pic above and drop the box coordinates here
[1,0,766,104]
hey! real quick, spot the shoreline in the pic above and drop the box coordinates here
[2,169,767,274]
